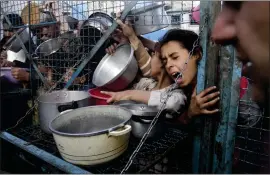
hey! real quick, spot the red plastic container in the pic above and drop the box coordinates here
[88,87,111,105]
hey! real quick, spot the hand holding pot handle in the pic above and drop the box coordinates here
[108,125,132,137]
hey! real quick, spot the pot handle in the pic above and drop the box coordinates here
[108,125,132,137]
[137,118,152,124]
[58,101,78,113]
[59,109,73,115]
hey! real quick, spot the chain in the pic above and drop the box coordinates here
[120,17,208,174]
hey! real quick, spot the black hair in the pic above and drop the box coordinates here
[159,29,202,55]
[3,13,23,28]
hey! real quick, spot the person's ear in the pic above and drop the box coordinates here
[193,52,202,61]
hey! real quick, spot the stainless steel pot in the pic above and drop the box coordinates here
[3,27,32,53]
[89,12,113,28]
[35,38,61,57]
[114,102,163,139]
[78,18,110,48]
[80,18,109,35]
[92,44,138,91]
[49,105,132,166]
[35,32,82,59]
[37,90,90,134]
[128,1,169,35]
[131,117,163,139]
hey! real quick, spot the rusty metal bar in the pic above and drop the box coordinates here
[192,1,221,173]
[212,46,241,173]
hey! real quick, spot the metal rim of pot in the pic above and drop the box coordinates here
[79,18,109,36]
[34,38,61,57]
[118,104,158,117]
[89,11,113,25]
[92,44,135,87]
[49,105,132,137]
[37,90,89,104]
[114,101,158,117]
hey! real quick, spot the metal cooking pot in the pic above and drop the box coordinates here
[35,32,82,59]
[3,27,32,53]
[49,105,132,166]
[78,18,110,49]
[128,1,169,35]
[92,44,138,91]
[89,12,113,28]
[35,38,61,57]
[114,102,164,139]
[37,90,90,134]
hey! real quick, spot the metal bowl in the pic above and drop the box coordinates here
[92,44,138,91]
[35,38,61,57]
[3,27,31,53]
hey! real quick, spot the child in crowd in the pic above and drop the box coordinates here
[101,19,187,116]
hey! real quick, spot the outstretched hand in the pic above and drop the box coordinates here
[100,90,132,103]
[187,85,220,118]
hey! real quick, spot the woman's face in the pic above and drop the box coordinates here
[150,51,163,77]
[161,41,199,87]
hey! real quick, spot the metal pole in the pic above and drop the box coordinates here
[192,1,221,173]
[212,46,241,173]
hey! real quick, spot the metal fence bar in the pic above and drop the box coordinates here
[192,1,221,173]
[212,46,242,173]
[0,131,90,174]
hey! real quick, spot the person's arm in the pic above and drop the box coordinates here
[101,88,187,113]
[115,19,152,77]
[138,36,157,52]
[176,86,220,125]
[128,35,152,77]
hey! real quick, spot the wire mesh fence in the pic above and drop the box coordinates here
[1,1,199,173]
[233,77,269,174]
[1,1,200,93]
[0,0,200,128]
[1,1,269,174]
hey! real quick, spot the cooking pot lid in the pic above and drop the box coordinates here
[116,102,158,117]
